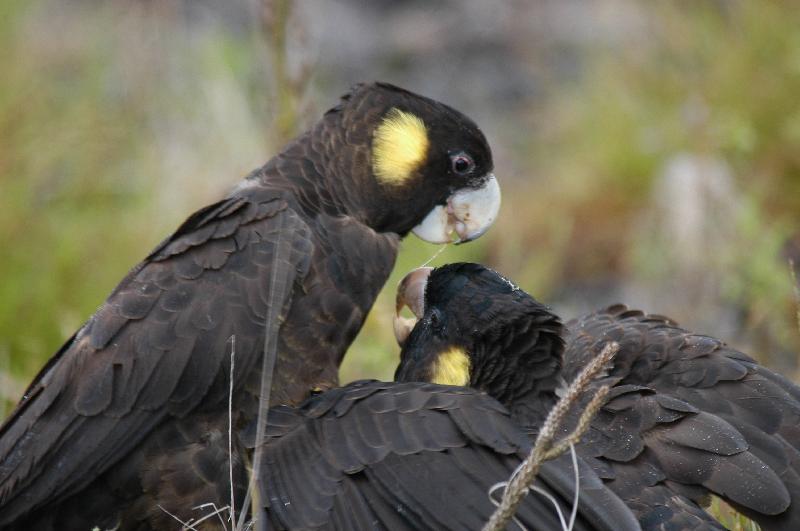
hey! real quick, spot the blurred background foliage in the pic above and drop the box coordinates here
[2,0,799,419]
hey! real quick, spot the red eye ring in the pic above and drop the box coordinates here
[451,153,474,175]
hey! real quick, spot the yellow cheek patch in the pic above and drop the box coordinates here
[431,346,471,386]
[372,108,429,186]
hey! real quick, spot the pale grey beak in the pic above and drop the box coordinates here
[412,174,501,244]
[393,267,432,347]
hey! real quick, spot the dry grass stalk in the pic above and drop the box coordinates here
[238,216,295,531]
[482,341,619,531]
[790,259,800,383]
[228,336,236,528]
[261,0,313,146]
[790,259,800,336]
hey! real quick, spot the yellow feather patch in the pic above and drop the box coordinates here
[372,108,429,186]
[431,347,471,386]
[707,496,761,531]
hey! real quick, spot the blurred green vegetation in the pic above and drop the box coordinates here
[490,1,800,371]
[0,1,272,413]
[0,2,155,400]
[2,0,800,421]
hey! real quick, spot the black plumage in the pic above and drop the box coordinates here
[255,380,640,531]
[0,83,499,529]
[394,263,800,530]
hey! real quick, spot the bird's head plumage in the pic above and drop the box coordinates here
[394,263,564,404]
[262,82,500,243]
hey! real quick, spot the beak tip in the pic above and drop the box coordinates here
[455,220,494,244]
[393,316,413,347]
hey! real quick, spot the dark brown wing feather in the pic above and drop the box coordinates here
[11,409,250,531]
[564,305,800,530]
[0,188,314,525]
[257,381,640,531]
